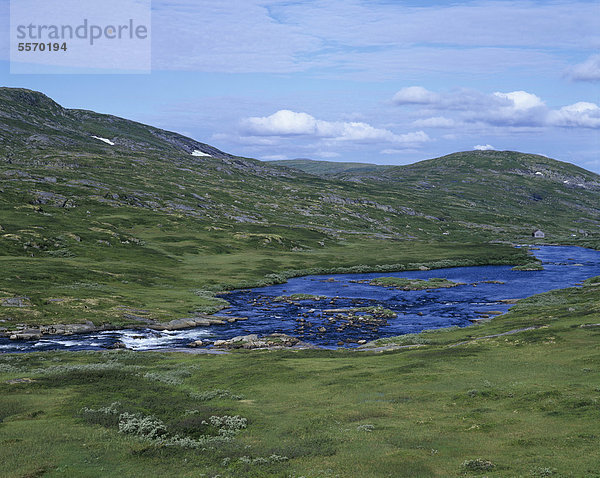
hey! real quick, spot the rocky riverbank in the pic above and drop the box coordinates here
[0,315,248,340]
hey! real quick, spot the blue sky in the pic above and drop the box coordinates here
[1,0,599,171]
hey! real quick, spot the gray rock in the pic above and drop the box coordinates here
[212,333,300,350]
[1,297,32,308]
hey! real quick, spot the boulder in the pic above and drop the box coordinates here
[212,333,300,350]
[1,297,32,308]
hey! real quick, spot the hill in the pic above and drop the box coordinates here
[0,87,599,329]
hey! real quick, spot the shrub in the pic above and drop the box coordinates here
[530,468,556,477]
[118,412,168,439]
[209,415,247,437]
[461,458,495,472]
[356,424,375,432]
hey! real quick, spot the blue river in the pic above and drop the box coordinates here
[1,245,599,352]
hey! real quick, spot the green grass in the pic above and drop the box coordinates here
[512,262,544,271]
[367,277,463,290]
[1,279,599,477]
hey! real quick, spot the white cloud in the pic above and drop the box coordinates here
[547,102,600,128]
[394,88,600,130]
[242,110,430,144]
[569,54,600,82]
[395,87,508,112]
[477,90,547,126]
[474,144,495,151]
[243,110,317,136]
[493,91,544,111]
[393,86,439,105]
[412,116,456,128]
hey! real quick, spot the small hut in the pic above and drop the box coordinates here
[532,229,545,238]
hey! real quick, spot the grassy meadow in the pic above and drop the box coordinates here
[1,278,599,477]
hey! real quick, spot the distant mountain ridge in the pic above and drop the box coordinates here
[269,158,393,176]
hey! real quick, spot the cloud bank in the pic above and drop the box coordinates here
[395,87,600,129]
[242,110,430,144]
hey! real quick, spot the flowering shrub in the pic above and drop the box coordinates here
[118,412,168,439]
[461,458,495,471]
[208,415,247,437]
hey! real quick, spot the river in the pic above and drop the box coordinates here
[1,245,599,353]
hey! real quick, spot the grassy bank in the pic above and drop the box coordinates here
[1,277,599,477]
[0,241,529,330]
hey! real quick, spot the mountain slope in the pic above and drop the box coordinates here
[0,87,232,158]
[0,87,598,329]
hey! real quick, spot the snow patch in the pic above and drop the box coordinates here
[92,136,115,146]
[191,149,211,157]
[535,171,543,176]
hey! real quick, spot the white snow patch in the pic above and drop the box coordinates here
[535,171,543,176]
[92,136,115,145]
[191,149,211,157]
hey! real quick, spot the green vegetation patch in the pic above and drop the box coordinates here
[512,262,544,271]
[349,306,397,319]
[368,276,464,290]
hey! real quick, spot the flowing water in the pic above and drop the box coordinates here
[2,245,599,352]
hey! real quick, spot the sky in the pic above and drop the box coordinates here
[0,0,599,171]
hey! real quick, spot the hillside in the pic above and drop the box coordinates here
[0,88,231,158]
[0,87,599,329]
